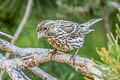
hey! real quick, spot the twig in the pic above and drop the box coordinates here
[0,0,33,79]
[31,67,57,80]
[0,37,57,79]
[108,1,120,9]
[0,53,31,80]
[4,0,33,58]
[0,0,33,78]
[103,6,111,35]
[0,31,14,40]
[11,0,33,44]
[0,38,104,80]
[0,31,14,80]
[8,69,31,80]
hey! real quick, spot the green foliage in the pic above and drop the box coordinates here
[2,72,11,80]
[95,10,120,80]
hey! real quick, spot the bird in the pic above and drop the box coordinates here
[36,18,103,60]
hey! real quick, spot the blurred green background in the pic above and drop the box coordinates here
[0,0,119,80]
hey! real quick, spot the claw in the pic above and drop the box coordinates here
[70,49,79,65]
[50,49,57,59]
[70,54,78,65]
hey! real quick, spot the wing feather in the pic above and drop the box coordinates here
[60,21,75,33]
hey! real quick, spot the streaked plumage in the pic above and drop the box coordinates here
[37,18,103,56]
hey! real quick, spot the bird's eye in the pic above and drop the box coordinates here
[44,27,47,30]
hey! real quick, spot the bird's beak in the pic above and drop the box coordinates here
[37,32,43,39]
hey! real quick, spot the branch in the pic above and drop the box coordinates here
[108,1,120,9]
[0,0,33,78]
[8,69,31,80]
[103,6,111,35]
[31,67,57,80]
[0,38,104,80]
[0,37,57,80]
[0,0,33,79]
[0,31,14,40]
[3,0,33,58]
[0,53,31,80]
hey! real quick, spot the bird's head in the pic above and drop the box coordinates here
[36,20,54,39]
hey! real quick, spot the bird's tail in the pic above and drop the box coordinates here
[83,18,103,28]
[81,18,103,35]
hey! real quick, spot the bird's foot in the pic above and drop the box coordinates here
[50,49,57,59]
[70,54,78,65]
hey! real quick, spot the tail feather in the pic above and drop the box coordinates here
[83,18,103,28]
[84,29,94,35]
[81,18,102,35]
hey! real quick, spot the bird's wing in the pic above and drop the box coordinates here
[60,20,75,33]
[57,20,84,38]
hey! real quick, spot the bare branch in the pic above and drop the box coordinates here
[0,39,57,80]
[0,38,104,80]
[0,53,31,80]
[0,0,33,79]
[108,1,120,9]
[103,6,111,35]
[0,31,14,40]
[3,0,33,58]
[8,69,31,80]
[0,31,58,80]
[31,67,57,80]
